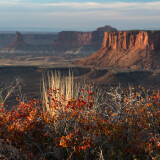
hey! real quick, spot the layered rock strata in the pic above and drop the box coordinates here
[52,25,117,54]
[80,31,160,69]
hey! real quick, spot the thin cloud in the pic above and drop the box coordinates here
[0,1,160,10]
[0,1,159,30]
[40,2,160,11]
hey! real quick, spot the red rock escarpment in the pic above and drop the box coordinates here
[80,31,160,69]
[52,25,117,54]
[0,25,116,54]
[102,31,160,50]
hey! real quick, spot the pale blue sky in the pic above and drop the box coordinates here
[18,0,160,2]
[0,0,160,32]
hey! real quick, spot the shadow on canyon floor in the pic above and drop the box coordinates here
[0,66,159,108]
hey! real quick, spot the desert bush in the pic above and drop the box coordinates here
[0,77,22,107]
[0,85,159,160]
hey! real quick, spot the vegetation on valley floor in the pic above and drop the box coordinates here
[0,72,160,160]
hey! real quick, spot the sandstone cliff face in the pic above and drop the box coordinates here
[80,31,160,69]
[52,25,117,54]
[102,31,160,50]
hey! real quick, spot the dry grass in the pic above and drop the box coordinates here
[42,70,86,116]
[0,78,22,106]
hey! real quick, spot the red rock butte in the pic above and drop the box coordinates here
[6,31,28,50]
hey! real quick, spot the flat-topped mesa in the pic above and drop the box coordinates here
[54,31,93,46]
[54,25,117,47]
[80,31,160,69]
[96,25,117,32]
[52,25,117,54]
[102,31,160,50]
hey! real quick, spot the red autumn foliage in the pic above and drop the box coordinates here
[0,86,160,160]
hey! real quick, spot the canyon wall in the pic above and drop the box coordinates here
[80,31,160,69]
[1,28,159,69]
[0,25,117,55]
[102,31,160,50]
[52,25,117,54]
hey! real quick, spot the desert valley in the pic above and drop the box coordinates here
[0,25,159,102]
[0,2,160,159]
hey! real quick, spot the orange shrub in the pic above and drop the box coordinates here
[0,86,159,160]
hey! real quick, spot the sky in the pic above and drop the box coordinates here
[0,0,160,32]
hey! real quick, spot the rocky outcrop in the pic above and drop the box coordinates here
[8,32,28,49]
[1,32,29,53]
[80,31,160,69]
[0,32,54,54]
[96,25,117,32]
[52,25,117,54]
[0,32,57,49]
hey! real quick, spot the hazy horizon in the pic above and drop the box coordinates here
[0,26,160,33]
